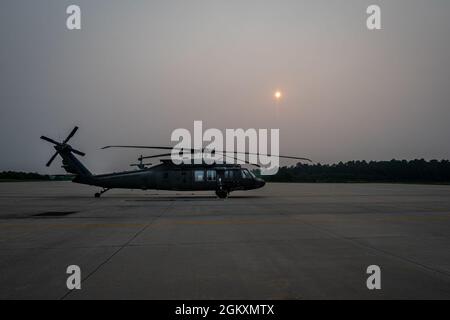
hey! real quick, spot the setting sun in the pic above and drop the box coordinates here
[274,91,282,100]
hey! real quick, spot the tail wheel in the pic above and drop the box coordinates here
[215,190,229,199]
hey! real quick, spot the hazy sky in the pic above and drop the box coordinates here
[1,0,450,174]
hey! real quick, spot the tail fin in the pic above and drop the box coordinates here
[40,126,92,177]
[59,149,92,176]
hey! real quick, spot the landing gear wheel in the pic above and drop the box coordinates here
[215,190,229,199]
[94,188,111,198]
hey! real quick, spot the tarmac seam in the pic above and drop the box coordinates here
[289,214,450,280]
[59,203,173,300]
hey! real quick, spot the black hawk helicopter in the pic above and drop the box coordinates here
[41,127,311,198]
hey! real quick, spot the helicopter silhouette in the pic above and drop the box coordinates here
[41,127,311,198]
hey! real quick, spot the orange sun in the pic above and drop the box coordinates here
[274,91,282,100]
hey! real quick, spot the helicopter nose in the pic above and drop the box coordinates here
[256,178,266,189]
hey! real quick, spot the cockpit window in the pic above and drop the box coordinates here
[241,169,252,179]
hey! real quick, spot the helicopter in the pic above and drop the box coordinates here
[40,127,311,198]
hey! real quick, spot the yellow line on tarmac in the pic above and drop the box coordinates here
[0,218,297,230]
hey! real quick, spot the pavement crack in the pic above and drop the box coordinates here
[59,203,173,300]
[288,214,450,280]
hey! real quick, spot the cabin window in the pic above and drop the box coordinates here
[194,170,205,182]
[225,170,234,179]
[206,170,216,181]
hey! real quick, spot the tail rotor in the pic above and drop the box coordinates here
[40,126,86,167]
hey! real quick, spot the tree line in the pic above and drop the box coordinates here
[0,171,50,181]
[260,159,450,183]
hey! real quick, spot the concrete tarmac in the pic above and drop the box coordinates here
[0,181,450,299]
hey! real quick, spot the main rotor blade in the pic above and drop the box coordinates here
[40,136,60,145]
[63,126,79,144]
[140,153,176,160]
[71,148,86,157]
[213,151,261,167]
[137,150,261,167]
[202,149,311,162]
[104,145,312,163]
[46,152,59,167]
[102,145,176,150]
[148,150,262,167]
[231,152,312,162]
